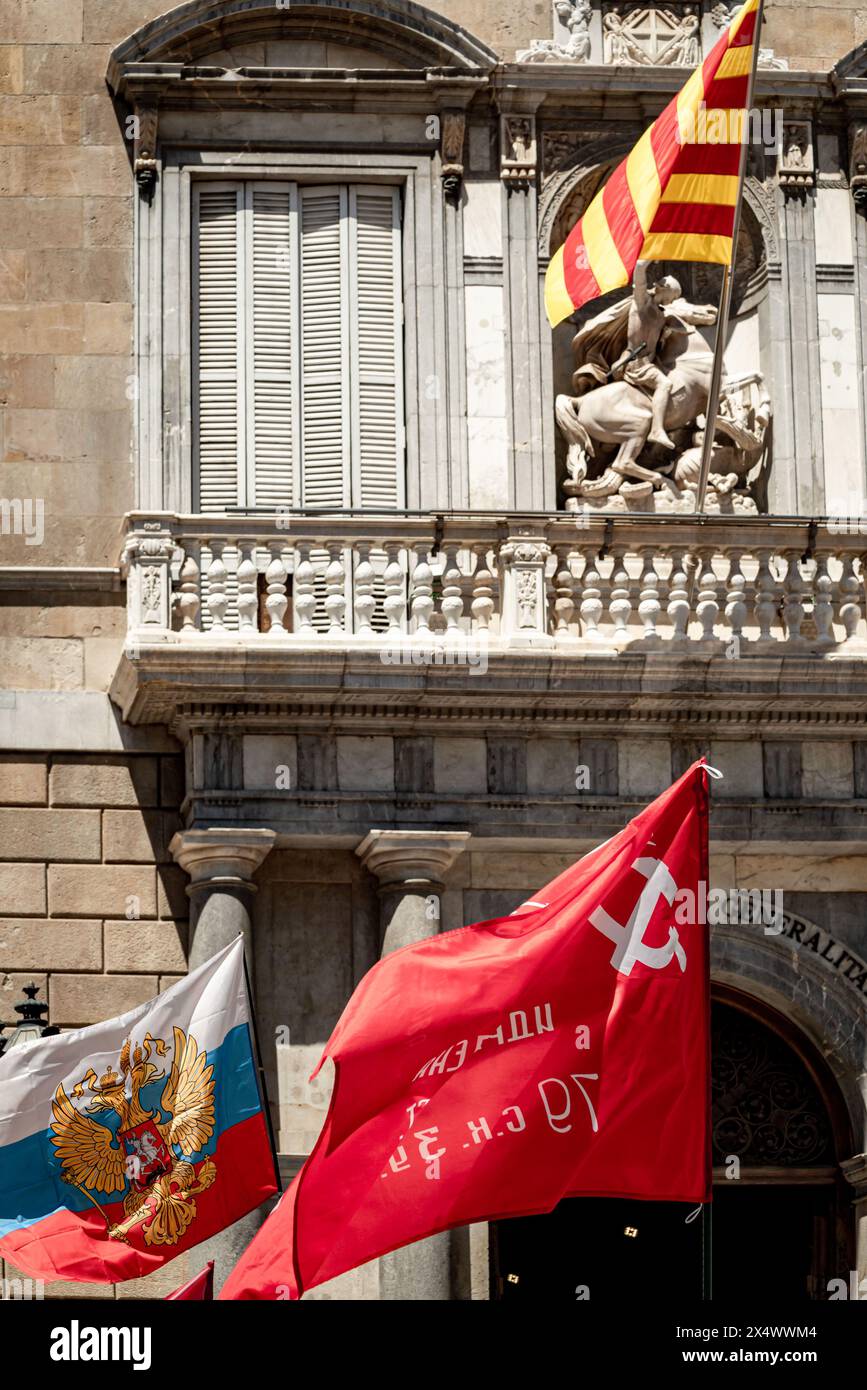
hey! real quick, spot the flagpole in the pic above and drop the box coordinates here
[241,939,284,1194]
[695,0,765,515]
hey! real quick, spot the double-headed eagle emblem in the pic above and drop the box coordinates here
[50,1028,217,1246]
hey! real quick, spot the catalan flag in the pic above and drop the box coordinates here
[545,0,762,328]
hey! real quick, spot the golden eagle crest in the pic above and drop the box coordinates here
[50,1028,217,1247]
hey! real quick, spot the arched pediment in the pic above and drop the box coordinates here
[107,0,498,86]
[833,39,867,82]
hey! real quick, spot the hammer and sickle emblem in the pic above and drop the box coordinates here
[590,857,687,978]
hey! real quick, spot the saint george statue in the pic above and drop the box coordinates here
[554,262,772,513]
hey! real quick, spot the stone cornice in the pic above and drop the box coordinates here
[109,59,856,125]
[112,647,867,733]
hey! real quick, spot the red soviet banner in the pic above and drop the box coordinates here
[222,762,712,1300]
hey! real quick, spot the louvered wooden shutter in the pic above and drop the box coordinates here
[195,180,404,516]
[299,186,350,509]
[247,183,299,509]
[193,184,244,513]
[349,186,405,510]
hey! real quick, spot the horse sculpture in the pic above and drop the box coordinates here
[555,296,718,497]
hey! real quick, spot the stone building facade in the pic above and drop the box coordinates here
[1,0,867,1300]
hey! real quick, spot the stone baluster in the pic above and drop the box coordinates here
[410,544,435,634]
[724,550,748,652]
[608,546,633,641]
[838,552,863,644]
[205,539,229,634]
[353,542,377,638]
[782,550,805,644]
[579,546,603,641]
[812,553,835,648]
[696,549,720,644]
[440,545,464,633]
[177,550,200,633]
[552,546,577,640]
[265,544,288,637]
[293,542,317,633]
[755,549,777,644]
[470,546,495,632]
[236,540,258,634]
[382,542,406,634]
[324,542,347,638]
[637,548,661,643]
[666,548,691,642]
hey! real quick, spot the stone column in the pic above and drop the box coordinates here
[497,98,548,510]
[168,828,277,1293]
[775,128,825,514]
[169,827,276,976]
[842,1154,867,1298]
[356,829,470,1298]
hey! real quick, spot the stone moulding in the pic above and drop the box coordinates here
[106,0,499,93]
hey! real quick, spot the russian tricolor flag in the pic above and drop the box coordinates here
[0,939,278,1283]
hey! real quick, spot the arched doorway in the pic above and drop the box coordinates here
[491,992,853,1301]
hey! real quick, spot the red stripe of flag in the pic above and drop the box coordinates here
[649,201,736,236]
[704,76,751,109]
[601,164,645,263]
[730,11,758,45]
[561,219,601,309]
[672,143,744,177]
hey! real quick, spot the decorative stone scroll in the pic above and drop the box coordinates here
[439,110,466,204]
[850,124,867,211]
[132,103,160,201]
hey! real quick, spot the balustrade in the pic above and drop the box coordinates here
[121,513,867,657]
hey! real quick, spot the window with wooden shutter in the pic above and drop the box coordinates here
[193,180,404,514]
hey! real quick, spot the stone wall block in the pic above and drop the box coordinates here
[48,864,156,918]
[0,807,100,861]
[50,757,159,808]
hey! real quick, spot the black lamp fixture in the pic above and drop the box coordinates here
[1,982,59,1053]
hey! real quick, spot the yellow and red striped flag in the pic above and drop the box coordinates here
[545,0,761,327]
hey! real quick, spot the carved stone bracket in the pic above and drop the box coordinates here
[133,103,160,201]
[439,109,466,204]
[777,120,815,193]
[500,114,538,190]
[850,124,867,212]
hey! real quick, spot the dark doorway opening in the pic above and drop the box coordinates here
[491,993,853,1301]
[494,1197,703,1302]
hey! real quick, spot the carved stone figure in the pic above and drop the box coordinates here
[554,266,772,513]
[517,0,592,64]
[778,122,815,189]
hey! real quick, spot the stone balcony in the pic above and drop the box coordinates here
[110,510,867,729]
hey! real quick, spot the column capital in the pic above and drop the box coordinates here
[356,830,470,889]
[169,828,276,895]
[842,1153,867,1196]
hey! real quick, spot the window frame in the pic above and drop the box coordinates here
[139,150,445,516]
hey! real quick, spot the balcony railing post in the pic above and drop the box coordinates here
[122,516,176,646]
[499,532,553,648]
